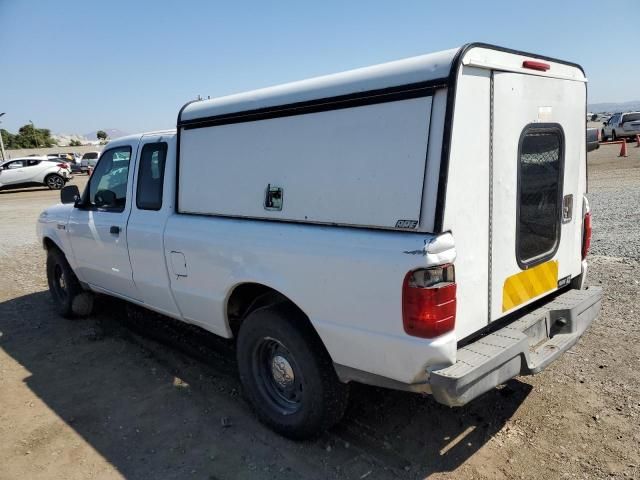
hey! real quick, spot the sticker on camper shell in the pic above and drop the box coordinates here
[395,220,418,229]
[537,106,553,122]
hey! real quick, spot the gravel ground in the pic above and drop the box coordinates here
[587,145,640,260]
[0,148,639,480]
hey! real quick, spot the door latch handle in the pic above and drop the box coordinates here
[110,226,120,235]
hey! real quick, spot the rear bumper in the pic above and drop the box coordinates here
[429,287,602,407]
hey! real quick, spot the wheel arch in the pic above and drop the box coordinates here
[225,282,329,354]
[43,235,62,252]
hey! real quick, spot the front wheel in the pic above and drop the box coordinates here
[45,174,65,190]
[236,305,349,439]
[46,248,92,318]
[611,130,617,141]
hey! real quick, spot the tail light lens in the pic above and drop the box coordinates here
[402,264,456,338]
[582,211,592,260]
[56,162,68,169]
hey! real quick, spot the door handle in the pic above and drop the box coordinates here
[110,226,120,235]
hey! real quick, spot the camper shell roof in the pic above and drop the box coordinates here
[178,43,585,127]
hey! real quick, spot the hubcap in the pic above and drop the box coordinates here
[271,355,295,388]
[252,338,303,415]
[53,264,67,300]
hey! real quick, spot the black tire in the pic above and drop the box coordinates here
[46,247,86,318]
[45,174,65,190]
[611,130,617,141]
[236,305,349,439]
[601,129,607,142]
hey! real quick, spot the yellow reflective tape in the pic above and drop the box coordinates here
[502,260,558,312]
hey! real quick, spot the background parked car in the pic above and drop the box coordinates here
[587,127,600,152]
[0,156,72,190]
[80,151,100,173]
[601,112,640,141]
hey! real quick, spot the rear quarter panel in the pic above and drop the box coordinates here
[164,216,457,384]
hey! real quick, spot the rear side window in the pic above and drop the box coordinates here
[517,124,564,267]
[622,113,640,123]
[136,142,167,210]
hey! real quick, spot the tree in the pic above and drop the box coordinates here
[69,139,83,146]
[96,130,108,141]
[1,123,56,149]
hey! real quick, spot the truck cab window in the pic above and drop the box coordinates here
[87,146,132,211]
[136,142,167,210]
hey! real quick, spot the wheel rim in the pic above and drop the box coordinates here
[252,337,303,415]
[47,176,64,189]
[52,263,68,302]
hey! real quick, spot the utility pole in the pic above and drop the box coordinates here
[0,113,6,162]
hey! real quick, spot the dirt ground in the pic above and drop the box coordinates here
[0,145,639,480]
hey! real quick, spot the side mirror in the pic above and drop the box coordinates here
[602,121,607,126]
[60,184,80,204]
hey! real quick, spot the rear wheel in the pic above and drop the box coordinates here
[236,305,349,439]
[46,247,92,318]
[45,174,65,190]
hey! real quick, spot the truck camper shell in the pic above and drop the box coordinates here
[176,43,586,233]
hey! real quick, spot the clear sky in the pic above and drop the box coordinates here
[0,0,637,135]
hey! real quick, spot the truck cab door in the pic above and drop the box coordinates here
[68,144,141,300]
[126,135,181,317]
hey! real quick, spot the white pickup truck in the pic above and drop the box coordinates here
[38,43,602,439]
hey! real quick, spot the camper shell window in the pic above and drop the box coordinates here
[516,124,564,268]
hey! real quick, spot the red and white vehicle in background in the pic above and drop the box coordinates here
[0,156,72,190]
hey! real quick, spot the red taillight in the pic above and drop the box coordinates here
[522,60,550,72]
[582,211,592,260]
[56,162,68,169]
[402,265,456,339]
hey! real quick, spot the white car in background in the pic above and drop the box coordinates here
[0,156,72,190]
[601,112,640,141]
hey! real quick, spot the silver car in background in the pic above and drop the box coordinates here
[79,151,101,174]
[601,112,640,141]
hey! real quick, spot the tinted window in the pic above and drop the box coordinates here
[136,142,167,210]
[26,159,41,166]
[517,125,564,266]
[82,152,99,160]
[622,113,640,123]
[87,146,131,211]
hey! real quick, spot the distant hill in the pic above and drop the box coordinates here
[83,129,129,141]
[588,100,640,114]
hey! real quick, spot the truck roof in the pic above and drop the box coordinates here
[179,43,585,126]
[105,129,177,146]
